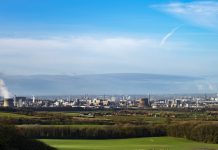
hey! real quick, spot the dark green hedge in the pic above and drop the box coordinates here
[19,123,218,143]
[167,122,218,143]
[0,125,56,150]
[18,124,166,139]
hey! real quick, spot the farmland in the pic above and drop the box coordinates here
[1,109,218,146]
[41,137,218,150]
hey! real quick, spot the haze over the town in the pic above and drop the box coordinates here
[0,0,218,94]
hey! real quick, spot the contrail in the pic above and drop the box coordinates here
[160,25,182,46]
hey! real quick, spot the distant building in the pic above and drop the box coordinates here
[88,99,107,107]
[14,96,27,107]
[138,98,150,108]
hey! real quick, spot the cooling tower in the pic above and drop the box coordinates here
[3,98,14,107]
[138,98,150,108]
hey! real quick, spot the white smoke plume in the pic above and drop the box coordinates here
[160,25,182,46]
[0,79,11,98]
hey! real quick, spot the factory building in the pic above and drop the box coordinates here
[14,96,27,107]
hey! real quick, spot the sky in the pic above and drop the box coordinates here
[0,0,218,76]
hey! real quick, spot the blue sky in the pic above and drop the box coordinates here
[0,0,218,77]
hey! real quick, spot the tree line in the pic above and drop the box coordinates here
[17,122,218,144]
[18,124,166,139]
[167,122,218,143]
[0,124,56,150]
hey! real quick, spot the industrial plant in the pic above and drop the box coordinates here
[1,93,218,109]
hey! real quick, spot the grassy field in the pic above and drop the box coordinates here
[0,112,34,118]
[17,124,109,128]
[41,137,218,150]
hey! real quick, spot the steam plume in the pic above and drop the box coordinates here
[0,79,11,98]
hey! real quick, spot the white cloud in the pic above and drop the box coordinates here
[0,36,165,74]
[0,36,215,75]
[153,1,218,29]
[0,36,159,53]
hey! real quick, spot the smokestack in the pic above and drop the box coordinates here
[0,79,11,98]
[32,95,35,103]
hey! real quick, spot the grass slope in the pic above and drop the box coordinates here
[41,137,218,150]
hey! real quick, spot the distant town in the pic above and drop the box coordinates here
[1,94,218,109]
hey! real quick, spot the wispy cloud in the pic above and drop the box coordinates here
[160,25,181,46]
[0,36,213,75]
[153,1,218,29]
[0,36,166,74]
[0,37,158,54]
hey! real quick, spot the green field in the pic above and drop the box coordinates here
[0,112,34,118]
[41,137,218,150]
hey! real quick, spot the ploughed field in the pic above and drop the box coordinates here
[41,137,218,150]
